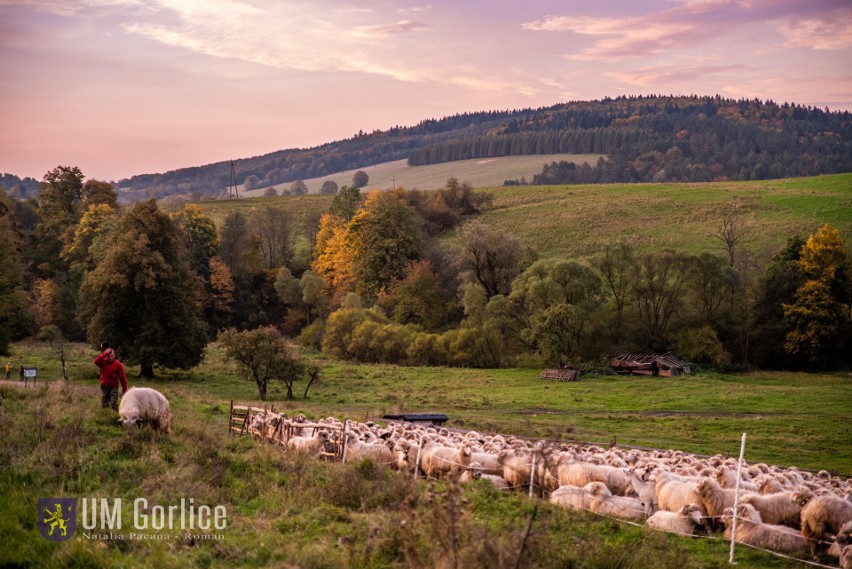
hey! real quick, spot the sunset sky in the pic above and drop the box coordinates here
[1,0,850,182]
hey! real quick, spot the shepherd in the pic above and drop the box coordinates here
[94,342,128,411]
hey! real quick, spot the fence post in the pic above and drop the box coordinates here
[341,420,349,464]
[728,432,747,565]
[414,433,425,480]
[228,400,234,437]
[529,453,537,499]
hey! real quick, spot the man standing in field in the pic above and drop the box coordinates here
[5,361,10,380]
[94,342,128,411]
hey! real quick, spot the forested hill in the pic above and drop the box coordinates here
[109,95,851,200]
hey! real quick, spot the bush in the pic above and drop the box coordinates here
[678,326,731,365]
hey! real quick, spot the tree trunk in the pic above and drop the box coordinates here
[258,380,267,400]
[140,363,154,378]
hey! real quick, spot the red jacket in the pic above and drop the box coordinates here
[94,350,128,394]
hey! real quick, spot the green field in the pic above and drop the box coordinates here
[1,341,847,568]
[200,173,852,262]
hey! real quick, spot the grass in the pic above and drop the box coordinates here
[0,383,815,569]
[194,173,852,263]
[1,341,849,568]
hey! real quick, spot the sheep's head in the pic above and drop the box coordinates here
[119,416,140,428]
[792,488,813,506]
[683,503,704,525]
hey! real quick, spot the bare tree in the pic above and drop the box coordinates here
[712,209,751,268]
[249,207,296,269]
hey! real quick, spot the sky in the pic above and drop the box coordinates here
[1,0,850,183]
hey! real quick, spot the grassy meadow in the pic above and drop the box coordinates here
[198,173,852,263]
[1,340,849,568]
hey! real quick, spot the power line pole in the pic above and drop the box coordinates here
[230,160,240,199]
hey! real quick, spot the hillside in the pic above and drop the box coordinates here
[241,153,604,197]
[108,95,850,203]
[198,173,852,262]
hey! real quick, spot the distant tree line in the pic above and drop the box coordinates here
[408,96,852,184]
[2,166,849,375]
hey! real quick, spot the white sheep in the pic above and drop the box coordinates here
[557,461,630,496]
[628,467,659,517]
[693,478,744,532]
[800,494,852,560]
[724,503,806,556]
[287,431,329,456]
[586,481,646,520]
[550,483,598,512]
[421,443,472,480]
[739,491,803,528]
[344,432,395,466]
[828,520,852,559]
[118,387,170,433]
[646,503,704,536]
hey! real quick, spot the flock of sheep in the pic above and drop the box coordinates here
[243,410,852,567]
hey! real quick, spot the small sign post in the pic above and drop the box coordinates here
[23,367,37,387]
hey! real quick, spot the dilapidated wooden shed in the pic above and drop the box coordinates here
[609,353,691,377]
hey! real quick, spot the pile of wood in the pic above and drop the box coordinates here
[540,368,580,381]
[609,353,691,377]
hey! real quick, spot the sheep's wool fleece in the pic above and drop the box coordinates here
[119,387,169,425]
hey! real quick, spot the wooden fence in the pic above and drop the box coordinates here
[228,401,346,461]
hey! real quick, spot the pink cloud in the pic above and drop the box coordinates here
[353,19,430,37]
[523,0,852,60]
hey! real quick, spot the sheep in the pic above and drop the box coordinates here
[724,503,806,556]
[655,472,703,513]
[118,387,170,433]
[628,467,659,517]
[550,483,599,512]
[828,520,852,559]
[693,478,744,532]
[715,466,759,492]
[739,491,803,529]
[557,461,630,496]
[646,503,705,536]
[344,432,395,466]
[799,494,852,560]
[421,443,472,480]
[287,431,329,456]
[758,477,786,495]
[586,481,646,520]
[470,451,503,476]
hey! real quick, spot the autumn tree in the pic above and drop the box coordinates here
[79,200,207,377]
[81,179,118,210]
[207,256,235,333]
[311,213,357,301]
[377,260,453,331]
[782,225,850,367]
[32,165,85,277]
[348,189,423,298]
[217,326,305,400]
